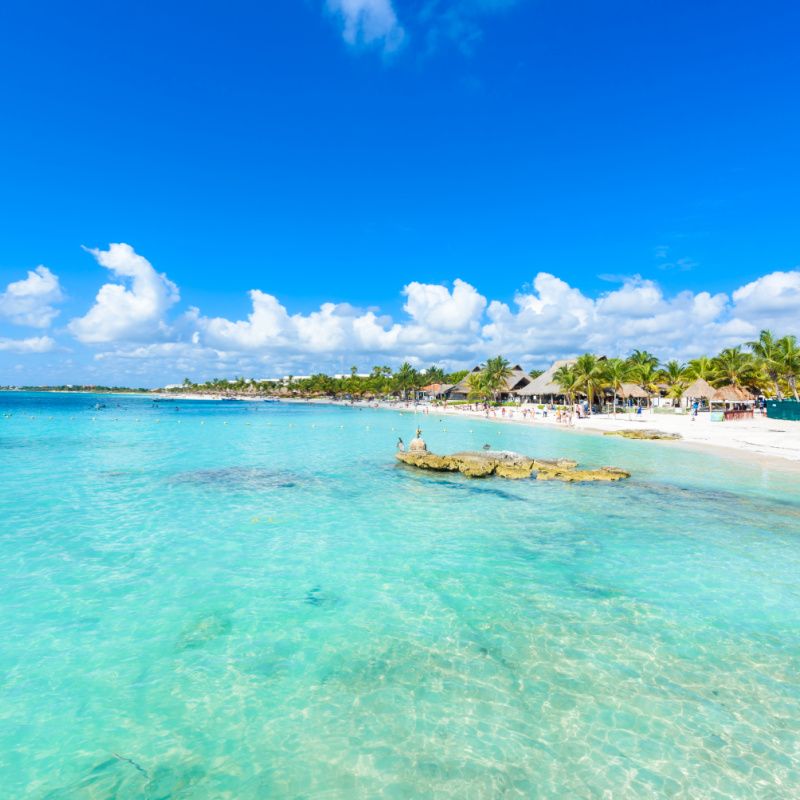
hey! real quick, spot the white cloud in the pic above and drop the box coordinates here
[402,278,486,334]
[67,244,180,344]
[46,246,800,382]
[482,273,734,362]
[327,0,405,50]
[731,270,800,326]
[0,335,59,354]
[196,279,487,365]
[0,266,64,328]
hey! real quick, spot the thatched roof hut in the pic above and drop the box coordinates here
[516,359,577,397]
[618,382,649,399]
[683,377,715,399]
[450,365,532,399]
[449,366,482,397]
[711,384,756,403]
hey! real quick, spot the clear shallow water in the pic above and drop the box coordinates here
[1,392,800,799]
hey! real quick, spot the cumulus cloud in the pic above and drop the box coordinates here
[327,0,405,50]
[0,335,59,354]
[68,243,180,344]
[0,266,64,328]
[195,279,487,365]
[482,273,736,363]
[51,243,800,380]
[731,270,800,326]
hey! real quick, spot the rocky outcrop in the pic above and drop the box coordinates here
[603,429,682,440]
[395,450,630,482]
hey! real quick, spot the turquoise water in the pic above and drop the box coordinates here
[2,392,800,799]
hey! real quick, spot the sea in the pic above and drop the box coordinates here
[1,391,799,799]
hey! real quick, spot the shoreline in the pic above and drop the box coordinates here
[277,396,800,472]
[5,390,798,472]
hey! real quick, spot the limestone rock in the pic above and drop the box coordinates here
[533,458,579,470]
[603,429,682,440]
[395,450,630,482]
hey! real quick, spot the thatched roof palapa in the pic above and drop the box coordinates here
[449,366,482,396]
[617,382,649,399]
[682,377,716,399]
[516,359,577,397]
[450,365,532,396]
[711,384,756,403]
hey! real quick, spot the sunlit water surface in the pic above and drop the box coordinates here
[1,392,800,799]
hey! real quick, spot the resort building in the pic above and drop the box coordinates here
[515,359,577,403]
[422,383,454,400]
[448,365,534,402]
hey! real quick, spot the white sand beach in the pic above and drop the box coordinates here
[428,403,800,464]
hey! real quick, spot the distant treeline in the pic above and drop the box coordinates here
[164,365,479,399]
[2,385,151,393]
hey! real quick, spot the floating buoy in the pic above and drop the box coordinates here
[201,421,204,424]
[224,422,227,424]
[50,417,53,419]
[469,430,473,433]
[246,422,250,425]
[178,420,181,423]
[366,427,369,429]
[92,417,96,420]
[136,419,140,421]
[340,426,344,428]
[289,424,293,427]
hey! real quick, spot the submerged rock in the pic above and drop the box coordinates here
[395,450,630,482]
[603,429,682,440]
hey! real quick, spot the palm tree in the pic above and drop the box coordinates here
[635,363,661,408]
[603,358,632,413]
[667,383,686,408]
[553,364,580,406]
[465,371,489,404]
[628,349,660,369]
[659,359,686,387]
[658,359,686,408]
[711,347,757,387]
[779,334,800,400]
[684,355,714,382]
[572,353,606,412]
[426,365,446,383]
[393,362,417,400]
[747,330,784,399]
[480,356,514,404]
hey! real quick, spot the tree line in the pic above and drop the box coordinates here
[168,329,799,404]
[175,364,475,400]
[550,329,799,409]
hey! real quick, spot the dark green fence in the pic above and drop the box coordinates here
[766,399,800,421]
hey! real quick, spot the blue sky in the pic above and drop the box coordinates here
[1,0,799,385]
